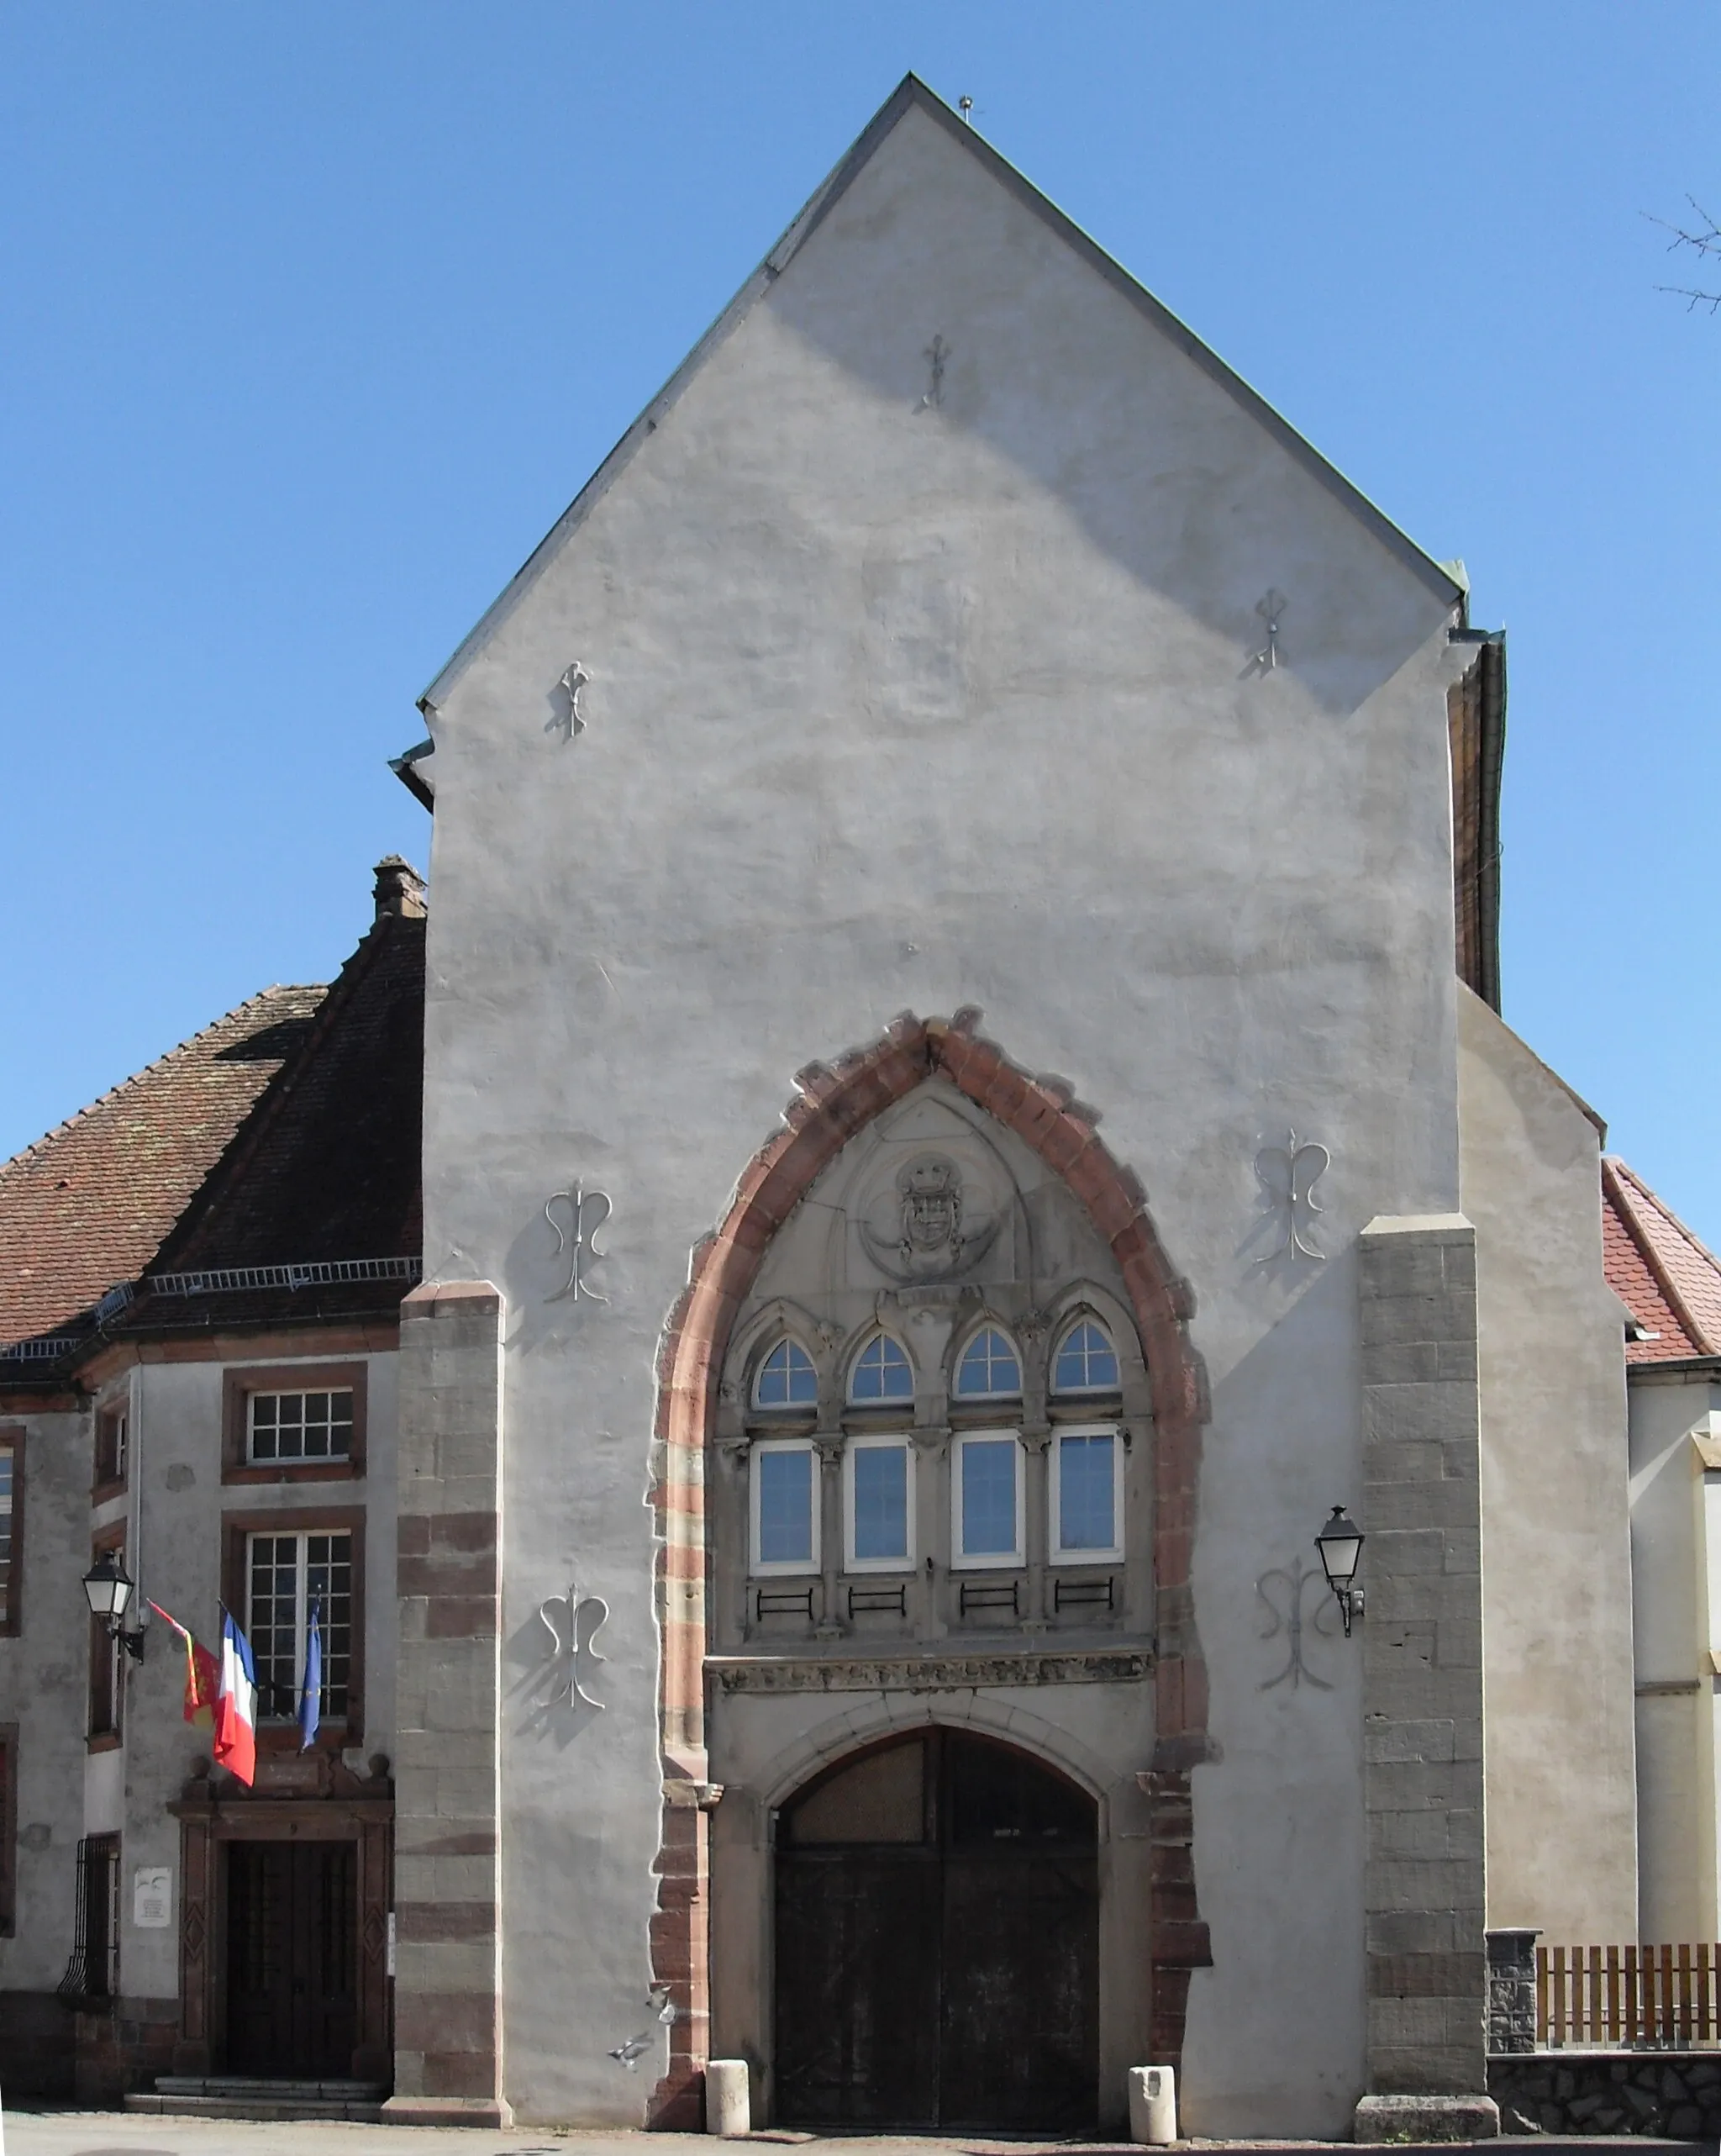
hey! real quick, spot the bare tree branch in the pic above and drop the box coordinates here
[1646,195,1721,311]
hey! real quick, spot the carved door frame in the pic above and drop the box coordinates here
[171,1756,392,2082]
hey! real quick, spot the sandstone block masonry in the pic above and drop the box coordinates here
[1359,1217,1490,2112]
[382,1281,509,2130]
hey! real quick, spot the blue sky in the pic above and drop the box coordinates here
[4,6,1719,1236]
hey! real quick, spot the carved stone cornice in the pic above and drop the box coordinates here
[706,1643,1153,1695]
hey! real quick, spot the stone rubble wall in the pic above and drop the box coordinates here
[1489,2051,1721,2137]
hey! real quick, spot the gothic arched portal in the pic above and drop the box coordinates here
[646,1011,1210,2127]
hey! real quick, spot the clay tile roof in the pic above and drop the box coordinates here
[0,986,327,1351]
[1603,1157,1721,1364]
[146,911,424,1286]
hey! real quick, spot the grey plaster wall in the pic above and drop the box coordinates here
[1456,988,1638,1940]
[418,98,1471,2132]
[1629,1371,1721,1939]
[0,1403,91,1992]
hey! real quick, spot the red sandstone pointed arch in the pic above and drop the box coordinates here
[645,1010,1212,2126]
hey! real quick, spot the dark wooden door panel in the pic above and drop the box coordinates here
[773,1732,1098,2132]
[939,1849,1097,2131]
[775,1853,939,2126]
[226,1841,357,2078]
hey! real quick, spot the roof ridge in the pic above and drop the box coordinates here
[418,72,1461,714]
[0,984,329,1180]
[1603,1156,1721,1357]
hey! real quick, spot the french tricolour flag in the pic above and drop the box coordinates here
[214,1610,258,1787]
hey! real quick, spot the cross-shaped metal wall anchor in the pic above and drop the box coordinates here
[1245,590,1288,676]
[545,1180,612,1303]
[554,661,590,739]
[921,335,949,409]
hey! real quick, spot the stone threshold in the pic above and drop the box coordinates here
[125,2075,389,2123]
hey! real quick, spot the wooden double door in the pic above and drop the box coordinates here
[774,1729,1098,2131]
[225,1840,358,2078]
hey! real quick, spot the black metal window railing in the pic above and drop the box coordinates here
[56,1832,119,2004]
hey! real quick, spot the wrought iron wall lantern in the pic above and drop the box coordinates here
[82,1549,147,1663]
[1314,1505,1365,1637]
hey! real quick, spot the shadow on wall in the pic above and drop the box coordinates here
[1179,1248,1369,2137]
[761,108,1454,720]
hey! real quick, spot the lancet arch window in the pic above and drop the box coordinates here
[1050,1318,1119,1396]
[952,1325,1023,1402]
[754,1336,818,1411]
[848,1332,914,1405]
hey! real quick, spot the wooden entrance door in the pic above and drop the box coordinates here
[225,1841,358,2077]
[774,1729,1097,2130]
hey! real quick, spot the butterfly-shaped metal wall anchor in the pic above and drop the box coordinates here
[536,1574,611,1711]
[545,1180,612,1304]
[1256,1555,1338,1691]
[1254,1130,1329,1263]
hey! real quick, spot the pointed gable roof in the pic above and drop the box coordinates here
[420,73,1463,712]
[1603,1156,1721,1364]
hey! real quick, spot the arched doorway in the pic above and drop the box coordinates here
[773,1728,1098,2131]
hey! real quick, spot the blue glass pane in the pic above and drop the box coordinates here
[1059,1434,1116,1551]
[960,1439,1018,1556]
[850,1335,913,1402]
[1053,1320,1119,1394]
[852,1446,909,1561]
[757,1449,813,1565]
[955,1327,1022,1398]
[755,1338,818,1408]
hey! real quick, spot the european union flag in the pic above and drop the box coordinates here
[297,1597,322,1752]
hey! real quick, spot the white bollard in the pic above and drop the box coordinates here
[1128,2064,1176,2144]
[706,2058,750,2137]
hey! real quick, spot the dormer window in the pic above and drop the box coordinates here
[954,1326,1021,1401]
[1051,1320,1119,1395]
[849,1333,913,1404]
[755,1337,818,1410]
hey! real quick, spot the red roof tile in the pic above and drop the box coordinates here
[0,987,327,1351]
[1603,1157,1721,1363]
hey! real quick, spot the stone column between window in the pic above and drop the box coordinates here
[382,1280,510,2130]
[1355,1215,1496,2143]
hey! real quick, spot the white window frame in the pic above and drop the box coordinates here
[843,1434,916,1573]
[750,1438,819,1576]
[751,1337,820,1413]
[245,1526,354,1722]
[1048,1423,1125,1564]
[846,1331,915,1406]
[1050,1318,1121,1398]
[246,1387,355,1465]
[950,1429,1025,1570]
[951,1326,1024,1404]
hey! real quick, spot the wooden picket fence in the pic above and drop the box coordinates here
[1541,1944,1721,2048]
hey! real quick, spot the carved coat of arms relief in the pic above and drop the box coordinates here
[859,1153,999,1284]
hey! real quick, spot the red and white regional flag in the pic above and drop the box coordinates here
[213,1610,259,1787]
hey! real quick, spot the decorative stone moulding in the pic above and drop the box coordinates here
[645,1008,1213,2125]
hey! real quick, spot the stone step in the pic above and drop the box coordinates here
[128,2077,390,2122]
[126,2092,387,2123]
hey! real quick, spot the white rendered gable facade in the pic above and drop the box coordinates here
[393,81,1634,2138]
